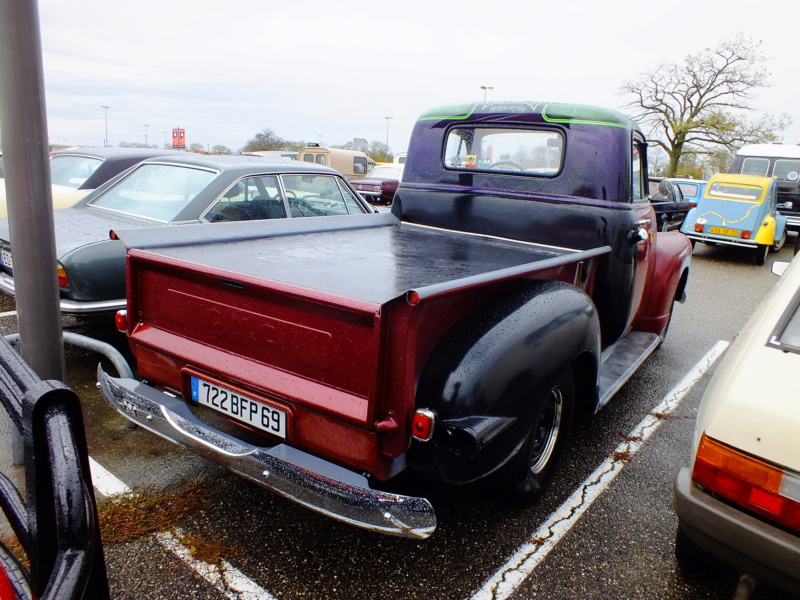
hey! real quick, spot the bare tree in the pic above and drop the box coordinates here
[621,36,790,177]
[211,144,232,155]
[242,128,285,152]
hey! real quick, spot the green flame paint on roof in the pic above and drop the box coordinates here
[417,101,637,129]
[540,104,634,128]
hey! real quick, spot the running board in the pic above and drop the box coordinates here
[597,331,660,410]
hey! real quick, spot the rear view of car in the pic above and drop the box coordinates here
[350,164,404,205]
[680,173,787,265]
[674,255,800,595]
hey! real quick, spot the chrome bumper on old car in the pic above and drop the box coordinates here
[681,234,758,249]
[97,367,437,539]
[0,272,126,315]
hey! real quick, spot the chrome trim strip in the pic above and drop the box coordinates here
[97,367,437,539]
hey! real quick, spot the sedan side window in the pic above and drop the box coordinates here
[281,174,357,218]
[204,175,287,222]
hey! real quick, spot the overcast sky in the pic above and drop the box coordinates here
[31,0,800,154]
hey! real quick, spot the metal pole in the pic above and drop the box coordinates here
[385,116,392,149]
[0,0,66,383]
[144,123,149,147]
[101,105,109,146]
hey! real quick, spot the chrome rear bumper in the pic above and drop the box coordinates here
[97,367,436,539]
[0,272,125,315]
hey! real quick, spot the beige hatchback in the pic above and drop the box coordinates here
[674,254,800,595]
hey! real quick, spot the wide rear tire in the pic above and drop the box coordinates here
[495,367,575,504]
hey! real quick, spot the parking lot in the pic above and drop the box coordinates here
[0,241,794,599]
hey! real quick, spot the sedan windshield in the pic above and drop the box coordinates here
[89,163,217,221]
[49,154,103,189]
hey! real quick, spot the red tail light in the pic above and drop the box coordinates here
[741,231,752,239]
[694,224,704,233]
[692,434,800,533]
[115,310,128,333]
[411,409,436,442]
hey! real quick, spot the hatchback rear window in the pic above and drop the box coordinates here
[707,182,763,202]
[49,155,103,189]
[89,163,216,221]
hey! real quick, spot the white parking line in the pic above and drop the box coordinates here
[88,457,278,599]
[157,530,279,600]
[469,340,729,600]
[89,457,131,497]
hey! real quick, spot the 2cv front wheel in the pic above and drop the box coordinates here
[496,367,576,504]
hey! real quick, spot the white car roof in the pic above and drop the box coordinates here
[736,143,800,159]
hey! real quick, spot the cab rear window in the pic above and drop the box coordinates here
[444,127,563,176]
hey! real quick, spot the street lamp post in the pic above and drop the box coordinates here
[385,116,393,149]
[480,86,493,102]
[144,124,149,147]
[101,105,109,147]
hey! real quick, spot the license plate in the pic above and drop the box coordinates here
[1,249,12,269]
[190,376,287,439]
[708,226,739,237]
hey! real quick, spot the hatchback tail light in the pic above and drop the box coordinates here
[692,433,800,533]
[694,224,705,233]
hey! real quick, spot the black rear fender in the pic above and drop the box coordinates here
[409,280,600,484]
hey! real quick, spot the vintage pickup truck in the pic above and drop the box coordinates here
[98,102,691,539]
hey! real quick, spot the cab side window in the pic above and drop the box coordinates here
[631,142,647,202]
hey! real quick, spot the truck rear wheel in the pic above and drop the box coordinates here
[497,367,575,504]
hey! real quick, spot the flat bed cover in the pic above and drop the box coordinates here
[117,213,609,305]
